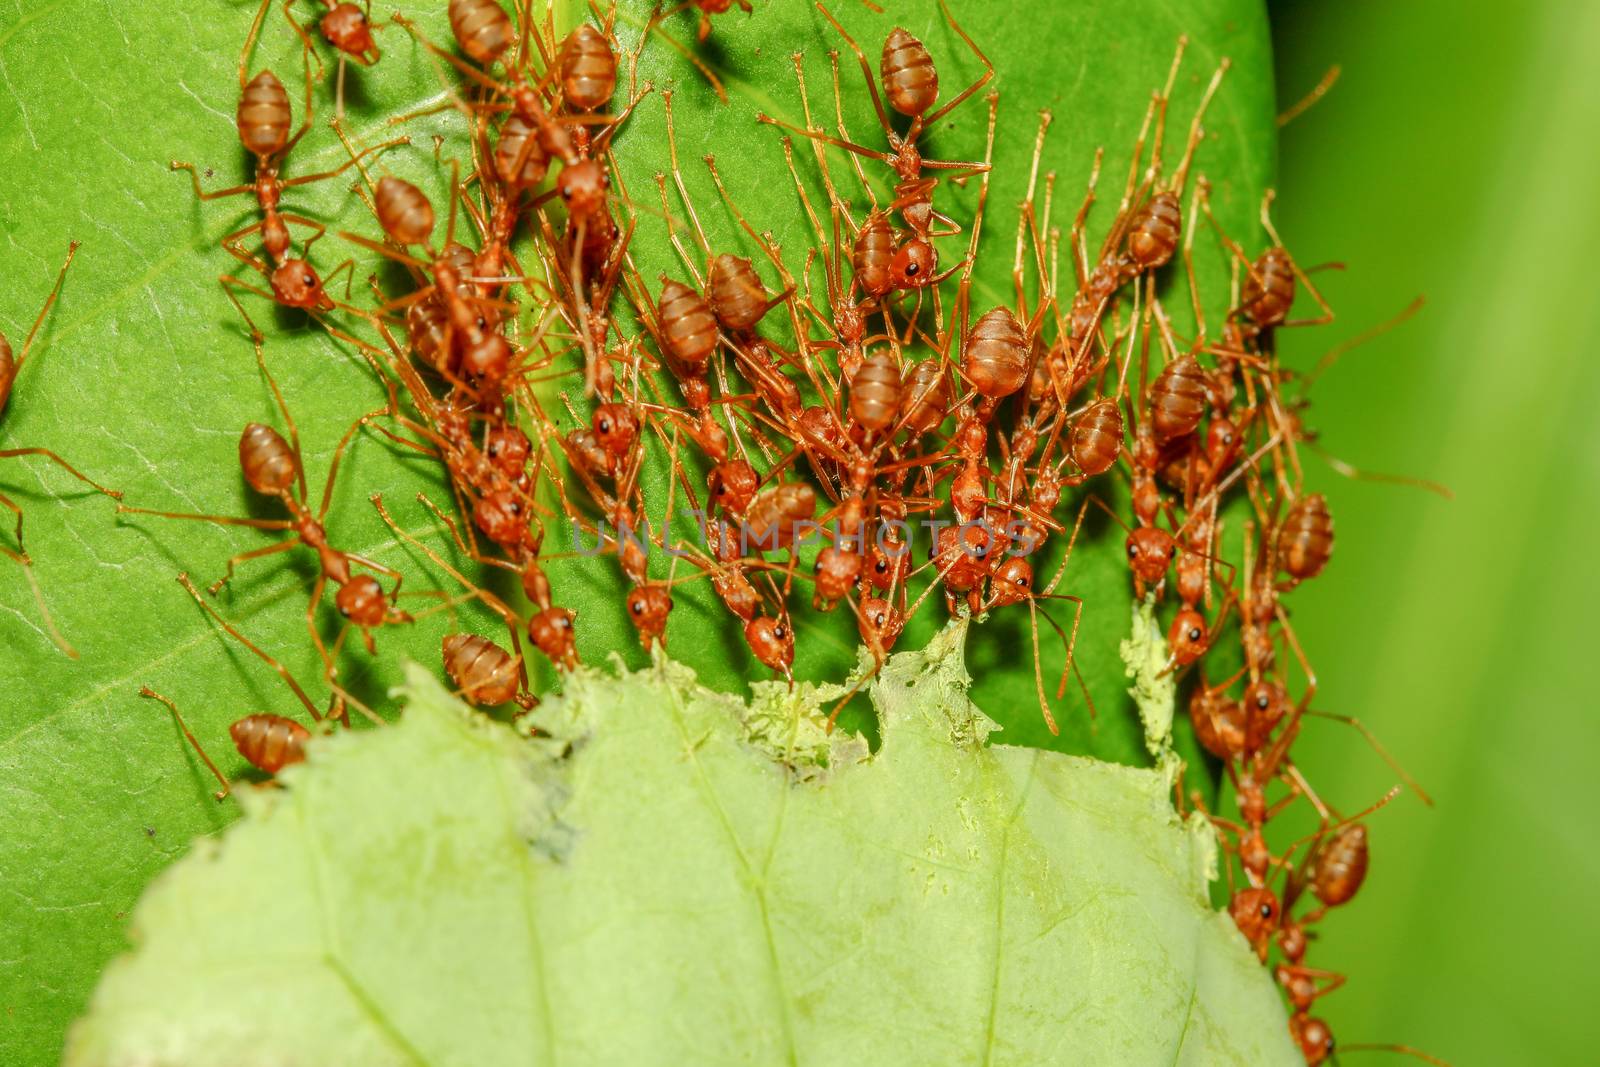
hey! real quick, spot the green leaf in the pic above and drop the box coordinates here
[64,634,1296,1065]
[0,0,1272,1059]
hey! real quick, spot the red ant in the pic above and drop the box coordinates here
[117,338,413,716]
[280,0,385,118]
[176,26,403,332]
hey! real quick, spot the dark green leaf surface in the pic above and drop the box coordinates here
[0,0,1271,1060]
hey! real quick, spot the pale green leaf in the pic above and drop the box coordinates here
[65,629,1295,1065]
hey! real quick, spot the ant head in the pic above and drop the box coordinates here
[888,239,936,290]
[473,490,527,551]
[811,546,863,608]
[988,557,1034,607]
[865,539,910,592]
[320,3,375,55]
[1205,415,1240,468]
[1289,1015,1334,1066]
[592,402,638,458]
[335,575,390,628]
[1228,886,1279,952]
[528,606,578,668]
[680,375,712,415]
[460,330,511,392]
[270,259,332,311]
[558,159,609,220]
[708,459,758,513]
[1125,526,1176,583]
[744,614,795,674]
[484,424,532,480]
[858,596,906,652]
[1166,608,1209,666]
[626,584,673,647]
[1242,679,1288,746]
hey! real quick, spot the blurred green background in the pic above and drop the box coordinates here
[1268,0,1600,1062]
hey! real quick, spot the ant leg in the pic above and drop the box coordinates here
[13,240,79,373]
[644,3,728,102]
[920,0,996,128]
[209,539,300,595]
[219,274,276,341]
[1303,709,1434,806]
[281,0,326,83]
[1168,58,1229,192]
[238,0,274,88]
[0,449,122,502]
[280,134,410,189]
[316,403,393,521]
[249,334,310,502]
[139,687,232,800]
[170,162,253,202]
[661,91,714,261]
[0,532,76,658]
[814,2,896,142]
[0,490,27,559]
[116,503,292,533]
[177,573,322,720]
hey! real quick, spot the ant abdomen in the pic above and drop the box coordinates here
[1126,191,1181,269]
[1148,354,1209,441]
[707,254,769,331]
[852,212,896,296]
[375,177,436,247]
[237,71,292,158]
[560,24,617,112]
[880,28,938,118]
[1277,493,1334,581]
[448,0,513,65]
[443,633,522,706]
[658,279,718,373]
[230,714,310,775]
[963,307,1029,400]
[1309,824,1369,907]
[1243,247,1296,327]
[849,349,903,433]
[494,115,552,188]
[898,359,949,436]
[238,422,298,496]
[1070,398,1123,476]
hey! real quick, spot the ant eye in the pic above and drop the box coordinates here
[875,559,889,572]
[631,600,643,614]
[1260,903,1273,918]
[874,613,886,625]
[303,274,316,286]
[1188,627,1202,641]
[905,262,920,276]
[774,625,787,639]
[667,598,674,609]
[598,418,611,433]
[1127,543,1139,558]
